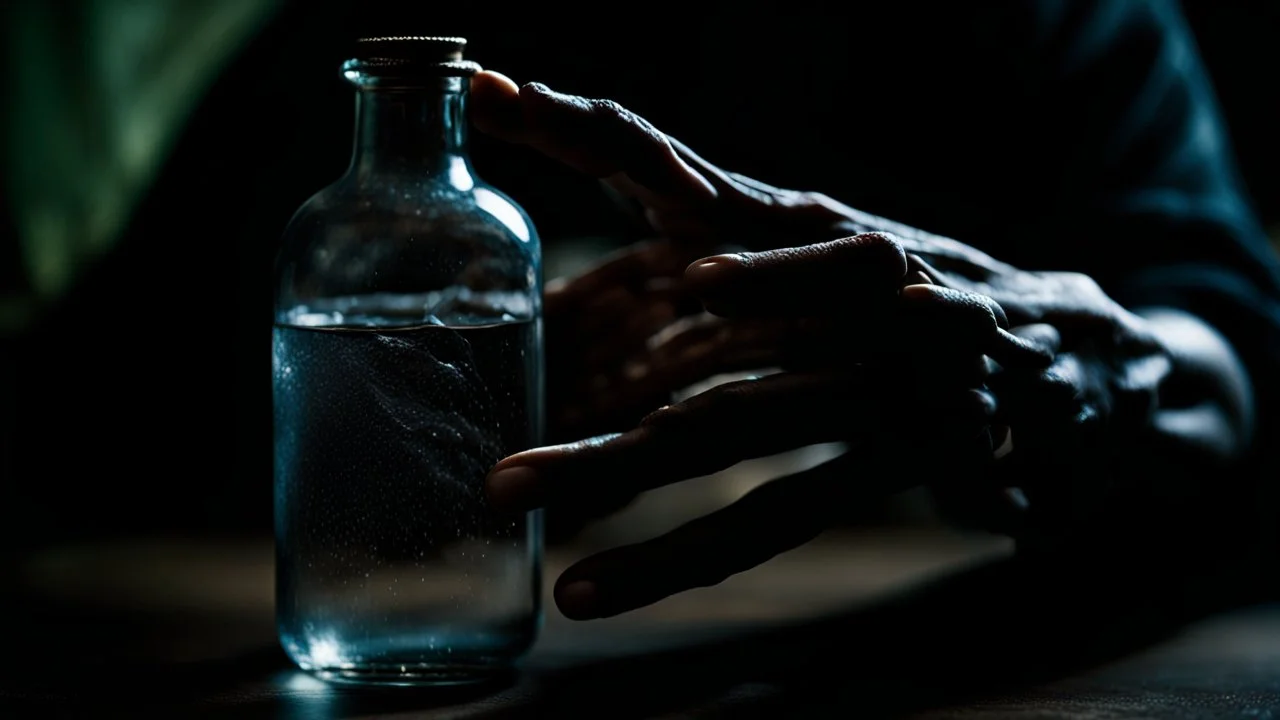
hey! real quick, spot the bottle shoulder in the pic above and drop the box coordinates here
[283,171,538,249]
[274,169,542,322]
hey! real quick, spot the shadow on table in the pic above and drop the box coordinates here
[3,550,1226,720]
[482,557,1210,720]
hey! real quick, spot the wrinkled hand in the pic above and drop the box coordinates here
[471,73,865,249]
[469,70,1034,511]
[469,72,1172,619]
[487,238,1057,621]
[902,237,1171,441]
[894,237,1176,536]
[471,71,880,443]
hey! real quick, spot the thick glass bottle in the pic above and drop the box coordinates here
[272,37,543,686]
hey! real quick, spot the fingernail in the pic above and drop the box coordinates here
[485,466,542,510]
[899,284,937,301]
[684,256,738,286]
[556,580,600,620]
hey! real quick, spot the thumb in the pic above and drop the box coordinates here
[682,233,908,317]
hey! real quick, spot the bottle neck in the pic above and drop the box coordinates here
[348,77,470,180]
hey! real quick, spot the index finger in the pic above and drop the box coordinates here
[470,71,717,208]
[484,372,865,513]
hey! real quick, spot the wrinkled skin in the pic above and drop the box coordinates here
[469,72,1250,620]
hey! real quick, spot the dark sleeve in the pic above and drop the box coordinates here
[1023,0,1280,384]
[1034,6,1280,430]
[1007,0,1280,599]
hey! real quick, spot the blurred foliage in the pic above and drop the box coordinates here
[0,0,281,335]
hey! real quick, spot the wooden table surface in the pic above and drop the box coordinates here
[1,519,1277,719]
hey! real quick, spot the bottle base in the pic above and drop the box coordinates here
[310,662,516,688]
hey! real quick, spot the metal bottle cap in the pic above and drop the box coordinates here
[343,36,482,78]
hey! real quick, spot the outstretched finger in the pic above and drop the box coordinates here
[470,71,717,208]
[485,372,866,513]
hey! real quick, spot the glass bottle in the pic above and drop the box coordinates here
[271,36,543,686]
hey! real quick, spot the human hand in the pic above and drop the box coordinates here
[470,71,880,444]
[874,236,1177,536]
[470,71,865,250]
[485,228,1058,619]
[469,72,1058,593]
[605,229,1185,542]
[469,71,1248,608]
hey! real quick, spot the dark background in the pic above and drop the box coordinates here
[1,0,1277,548]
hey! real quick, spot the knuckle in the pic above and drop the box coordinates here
[1063,272,1103,297]
[853,230,902,248]
[823,232,908,276]
[590,98,631,121]
[568,96,672,162]
[922,286,1001,333]
[590,98,663,141]
[1038,367,1078,398]
[854,231,907,259]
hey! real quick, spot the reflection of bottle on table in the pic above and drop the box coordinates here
[271,37,544,687]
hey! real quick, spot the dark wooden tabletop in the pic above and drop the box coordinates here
[2,518,1277,719]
